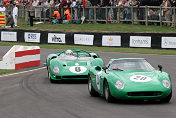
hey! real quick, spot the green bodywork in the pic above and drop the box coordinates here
[46,49,104,80]
[89,58,172,100]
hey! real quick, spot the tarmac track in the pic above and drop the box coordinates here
[0,46,176,118]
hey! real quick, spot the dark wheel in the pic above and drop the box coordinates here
[88,75,99,97]
[104,80,114,103]
[48,71,55,83]
[160,91,172,103]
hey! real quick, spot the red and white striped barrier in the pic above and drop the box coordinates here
[0,45,40,70]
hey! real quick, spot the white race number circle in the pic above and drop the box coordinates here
[69,66,87,74]
[130,75,152,82]
[96,71,102,90]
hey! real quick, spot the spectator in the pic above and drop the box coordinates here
[161,0,171,26]
[55,0,61,8]
[85,0,92,23]
[6,11,14,28]
[60,0,67,7]
[137,0,146,25]
[52,8,61,19]
[0,0,3,6]
[63,5,71,23]
[130,0,138,24]
[50,0,55,7]
[12,3,18,27]
[0,4,6,15]
[171,0,176,27]
[28,2,35,26]
[67,0,72,7]
[108,0,114,23]
[72,0,79,20]
[32,0,38,6]
[97,0,108,22]
[122,0,131,24]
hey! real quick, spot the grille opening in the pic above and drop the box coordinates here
[127,92,163,96]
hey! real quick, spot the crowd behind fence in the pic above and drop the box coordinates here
[4,5,176,28]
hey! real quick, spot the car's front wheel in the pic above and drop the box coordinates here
[48,71,55,83]
[88,75,99,97]
[160,91,172,103]
[104,80,114,103]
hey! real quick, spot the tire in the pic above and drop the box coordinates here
[88,75,99,97]
[48,71,55,83]
[104,80,114,103]
[160,91,172,103]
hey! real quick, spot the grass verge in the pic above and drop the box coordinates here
[0,70,18,75]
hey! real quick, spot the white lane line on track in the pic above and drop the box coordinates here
[0,66,46,78]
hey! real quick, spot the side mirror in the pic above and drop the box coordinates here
[102,66,108,73]
[158,65,162,71]
[95,66,101,71]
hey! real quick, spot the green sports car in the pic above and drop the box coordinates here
[88,58,172,103]
[46,49,104,83]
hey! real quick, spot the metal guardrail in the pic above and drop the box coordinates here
[6,5,176,28]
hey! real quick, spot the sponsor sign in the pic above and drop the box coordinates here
[130,36,151,47]
[130,75,152,82]
[161,37,176,48]
[102,35,121,46]
[24,32,40,43]
[48,33,66,44]
[74,34,94,45]
[1,31,17,41]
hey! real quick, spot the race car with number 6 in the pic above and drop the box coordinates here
[46,49,104,83]
[88,58,172,103]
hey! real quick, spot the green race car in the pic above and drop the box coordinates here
[46,49,104,83]
[88,58,172,103]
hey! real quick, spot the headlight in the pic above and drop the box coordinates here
[52,66,60,73]
[115,80,124,90]
[162,79,170,88]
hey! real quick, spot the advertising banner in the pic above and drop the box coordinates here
[1,31,17,41]
[130,36,151,47]
[24,32,40,43]
[162,37,176,48]
[74,34,94,45]
[102,35,121,46]
[48,33,66,44]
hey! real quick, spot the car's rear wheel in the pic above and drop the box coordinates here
[88,75,99,97]
[160,91,172,103]
[104,80,114,103]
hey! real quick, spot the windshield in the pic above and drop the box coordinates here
[58,50,93,61]
[57,54,93,61]
[109,59,155,71]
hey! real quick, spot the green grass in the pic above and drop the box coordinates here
[0,70,18,75]
[13,18,176,33]
[0,42,176,55]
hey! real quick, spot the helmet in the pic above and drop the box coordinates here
[65,50,73,55]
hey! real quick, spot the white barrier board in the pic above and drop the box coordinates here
[74,34,94,45]
[102,35,121,46]
[130,36,151,47]
[48,33,66,44]
[162,37,176,48]
[1,31,17,42]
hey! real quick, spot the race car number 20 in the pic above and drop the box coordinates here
[130,75,152,82]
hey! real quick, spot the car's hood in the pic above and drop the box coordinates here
[110,71,164,90]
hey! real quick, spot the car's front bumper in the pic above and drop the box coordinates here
[109,85,172,100]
